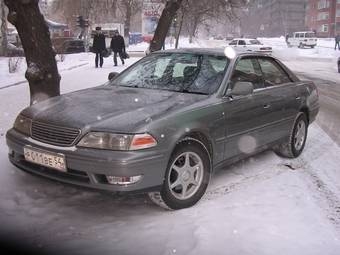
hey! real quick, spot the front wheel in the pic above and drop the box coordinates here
[274,112,308,158]
[149,139,211,210]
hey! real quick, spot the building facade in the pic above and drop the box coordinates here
[241,0,308,37]
[305,0,339,37]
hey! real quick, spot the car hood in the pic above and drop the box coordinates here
[23,85,208,133]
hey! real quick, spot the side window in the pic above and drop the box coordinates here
[191,55,228,94]
[230,58,264,90]
[258,58,291,87]
[238,40,246,45]
[229,40,237,45]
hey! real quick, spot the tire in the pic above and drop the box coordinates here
[149,138,211,210]
[311,45,315,49]
[274,112,308,158]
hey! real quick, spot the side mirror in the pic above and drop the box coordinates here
[231,81,254,96]
[108,72,119,81]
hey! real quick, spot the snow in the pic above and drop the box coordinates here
[0,37,340,254]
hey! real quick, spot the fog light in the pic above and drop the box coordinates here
[106,175,142,185]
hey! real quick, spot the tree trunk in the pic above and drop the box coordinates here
[175,9,184,49]
[4,0,60,105]
[149,0,183,52]
[188,17,198,44]
[123,1,131,38]
[0,0,8,56]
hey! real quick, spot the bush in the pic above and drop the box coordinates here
[8,57,23,73]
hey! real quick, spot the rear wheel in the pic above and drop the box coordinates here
[149,139,211,210]
[274,112,308,158]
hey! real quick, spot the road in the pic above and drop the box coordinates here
[296,73,340,146]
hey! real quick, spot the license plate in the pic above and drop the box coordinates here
[24,146,67,172]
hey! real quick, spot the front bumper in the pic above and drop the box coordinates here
[6,129,168,193]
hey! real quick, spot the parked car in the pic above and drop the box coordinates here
[287,31,317,48]
[228,38,272,54]
[61,39,85,54]
[53,38,85,54]
[6,48,319,210]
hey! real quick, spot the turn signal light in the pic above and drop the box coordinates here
[130,134,157,150]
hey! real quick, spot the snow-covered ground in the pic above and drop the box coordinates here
[0,37,340,254]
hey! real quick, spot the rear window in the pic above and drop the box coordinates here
[248,39,261,45]
[305,32,316,38]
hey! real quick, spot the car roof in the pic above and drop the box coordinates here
[153,48,271,58]
[232,38,258,41]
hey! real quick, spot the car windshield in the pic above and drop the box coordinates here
[112,53,229,95]
[248,39,262,45]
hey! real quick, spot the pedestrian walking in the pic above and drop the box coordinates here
[285,33,289,44]
[335,34,340,50]
[92,27,106,68]
[110,30,126,66]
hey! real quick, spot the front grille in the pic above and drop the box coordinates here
[31,121,81,146]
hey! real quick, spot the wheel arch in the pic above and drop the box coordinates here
[299,107,310,124]
[176,131,214,172]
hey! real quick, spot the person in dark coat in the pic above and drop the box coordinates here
[110,30,126,66]
[92,27,106,68]
[335,34,340,50]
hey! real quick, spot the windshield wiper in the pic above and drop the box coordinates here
[181,89,208,95]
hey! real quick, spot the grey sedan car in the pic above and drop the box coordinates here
[6,48,319,210]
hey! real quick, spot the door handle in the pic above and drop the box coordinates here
[295,96,301,100]
[263,104,271,109]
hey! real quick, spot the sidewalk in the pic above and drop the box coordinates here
[0,53,91,90]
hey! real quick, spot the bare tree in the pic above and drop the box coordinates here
[51,0,118,30]
[0,0,8,56]
[183,0,249,43]
[5,0,60,105]
[117,0,142,38]
[149,0,183,52]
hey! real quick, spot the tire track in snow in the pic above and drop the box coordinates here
[283,158,340,231]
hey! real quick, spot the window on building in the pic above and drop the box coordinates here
[317,12,329,20]
[318,0,330,9]
[337,9,340,17]
[320,24,329,32]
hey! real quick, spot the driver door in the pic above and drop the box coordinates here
[222,57,271,160]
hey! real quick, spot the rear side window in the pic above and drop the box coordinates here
[229,40,237,45]
[258,58,291,87]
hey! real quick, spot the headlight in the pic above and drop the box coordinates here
[77,132,157,151]
[13,114,32,136]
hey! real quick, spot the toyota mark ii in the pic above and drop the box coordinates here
[6,48,319,209]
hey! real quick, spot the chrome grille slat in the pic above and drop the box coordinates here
[32,125,79,135]
[32,129,77,139]
[31,121,81,146]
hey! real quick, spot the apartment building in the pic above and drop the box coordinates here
[241,0,307,37]
[306,0,339,37]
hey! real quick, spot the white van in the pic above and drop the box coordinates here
[287,31,317,48]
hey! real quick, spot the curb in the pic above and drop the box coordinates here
[0,63,89,91]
